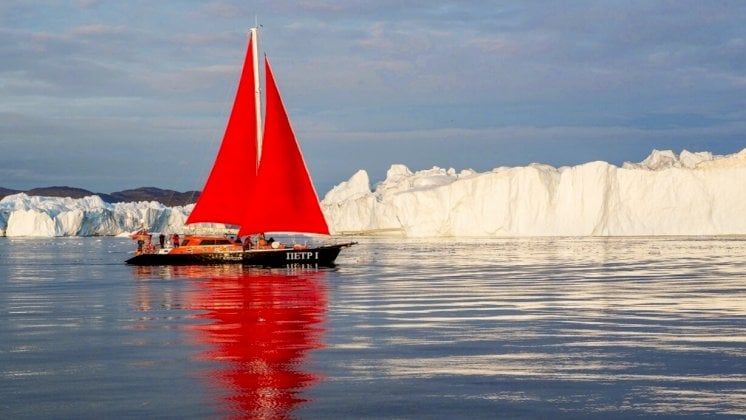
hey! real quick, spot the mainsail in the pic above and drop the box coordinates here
[237,58,329,236]
[187,29,329,236]
[186,34,258,226]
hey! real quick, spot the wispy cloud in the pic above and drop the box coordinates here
[0,1,744,192]
[69,24,127,36]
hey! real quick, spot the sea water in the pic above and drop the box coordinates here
[0,237,744,418]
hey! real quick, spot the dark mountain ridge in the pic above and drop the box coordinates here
[0,186,200,206]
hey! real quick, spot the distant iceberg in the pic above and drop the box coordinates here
[1,148,745,237]
[0,194,193,237]
[321,148,746,237]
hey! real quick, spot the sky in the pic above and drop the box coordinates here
[1,1,745,194]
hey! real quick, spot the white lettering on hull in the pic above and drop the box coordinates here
[286,251,320,261]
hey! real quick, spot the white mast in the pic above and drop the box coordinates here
[250,26,262,168]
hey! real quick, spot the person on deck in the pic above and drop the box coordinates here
[172,233,180,248]
[243,236,254,251]
[131,227,148,254]
[144,236,155,253]
[158,234,165,248]
[257,233,268,249]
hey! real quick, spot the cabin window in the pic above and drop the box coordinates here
[200,240,215,245]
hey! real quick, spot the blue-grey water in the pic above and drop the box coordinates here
[0,237,744,418]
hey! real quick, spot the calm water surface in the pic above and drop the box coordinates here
[0,237,744,418]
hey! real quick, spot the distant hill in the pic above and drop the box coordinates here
[108,187,200,207]
[0,187,21,196]
[25,186,111,201]
[0,186,200,206]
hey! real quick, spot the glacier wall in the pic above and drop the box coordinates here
[1,148,745,237]
[0,194,193,237]
[321,149,746,237]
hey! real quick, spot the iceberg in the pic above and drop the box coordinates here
[1,148,745,238]
[0,193,195,237]
[321,148,746,237]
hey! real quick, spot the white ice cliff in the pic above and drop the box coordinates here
[1,148,745,237]
[0,194,193,237]
[321,148,746,237]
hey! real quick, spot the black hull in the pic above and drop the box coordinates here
[125,243,353,267]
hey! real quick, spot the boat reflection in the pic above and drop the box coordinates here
[133,265,328,418]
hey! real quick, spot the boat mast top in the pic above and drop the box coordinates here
[249,25,262,168]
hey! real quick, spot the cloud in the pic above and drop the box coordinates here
[0,1,744,192]
[74,0,101,9]
[201,1,246,18]
[69,24,126,36]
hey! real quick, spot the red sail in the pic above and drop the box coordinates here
[186,35,258,226]
[238,58,329,236]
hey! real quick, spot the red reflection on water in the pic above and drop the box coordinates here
[186,268,328,418]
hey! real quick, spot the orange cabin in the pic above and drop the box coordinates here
[169,236,243,255]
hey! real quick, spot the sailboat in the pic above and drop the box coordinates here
[126,27,354,267]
